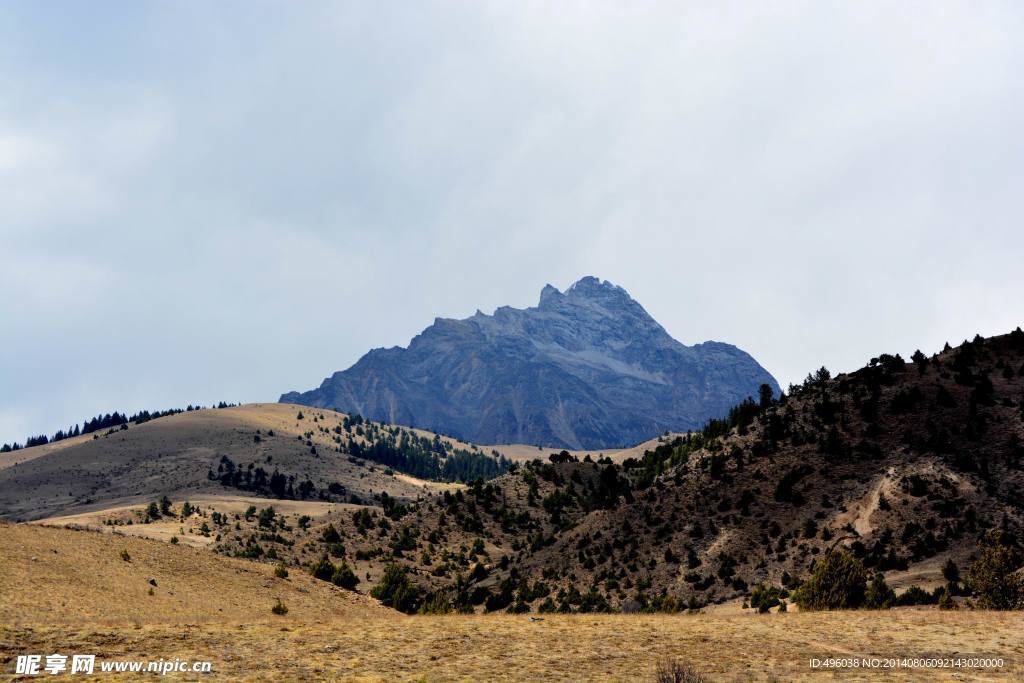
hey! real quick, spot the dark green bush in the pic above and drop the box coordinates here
[310,557,335,582]
[966,531,1023,609]
[371,564,422,614]
[792,548,867,610]
[749,584,782,613]
[331,561,360,590]
[864,573,895,609]
[896,585,935,606]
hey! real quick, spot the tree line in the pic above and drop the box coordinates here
[0,402,238,453]
[346,430,511,482]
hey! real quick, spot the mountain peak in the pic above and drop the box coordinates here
[566,276,628,299]
[281,278,780,449]
[539,276,635,312]
[538,283,563,308]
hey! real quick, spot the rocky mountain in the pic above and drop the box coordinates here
[280,277,780,449]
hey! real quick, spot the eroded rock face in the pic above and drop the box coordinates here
[281,277,780,449]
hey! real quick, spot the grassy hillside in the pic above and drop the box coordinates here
[0,403,509,521]
[0,521,392,626]
[196,331,1024,614]
[0,402,675,523]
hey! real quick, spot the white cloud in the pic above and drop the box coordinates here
[1,1,1022,442]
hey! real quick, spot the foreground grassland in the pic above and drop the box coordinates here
[3,611,1023,682]
[2,519,1022,680]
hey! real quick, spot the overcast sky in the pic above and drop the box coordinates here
[2,2,1023,443]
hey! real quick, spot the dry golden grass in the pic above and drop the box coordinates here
[3,611,1022,681]
[0,429,94,471]
[3,523,1022,681]
[483,433,686,464]
[0,522,392,627]
[30,494,347,549]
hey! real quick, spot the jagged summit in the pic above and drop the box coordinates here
[540,276,634,307]
[565,275,627,297]
[281,278,780,449]
[536,277,656,325]
[538,283,562,307]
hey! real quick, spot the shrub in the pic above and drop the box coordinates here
[485,590,513,613]
[331,561,360,590]
[748,584,782,613]
[257,507,276,529]
[773,465,812,505]
[464,561,487,584]
[966,531,1024,610]
[896,585,935,606]
[507,600,531,614]
[537,597,557,613]
[271,599,288,615]
[274,563,289,579]
[655,659,707,683]
[942,558,960,584]
[792,548,867,610]
[864,573,895,609]
[120,549,131,562]
[418,591,453,615]
[310,556,336,583]
[371,564,422,614]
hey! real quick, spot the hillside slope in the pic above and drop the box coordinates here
[0,404,507,521]
[0,521,392,626]
[281,276,780,449]
[257,330,1024,612]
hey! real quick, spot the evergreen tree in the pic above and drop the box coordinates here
[371,564,422,613]
[792,548,867,610]
[864,573,895,609]
[331,561,360,590]
[966,531,1023,610]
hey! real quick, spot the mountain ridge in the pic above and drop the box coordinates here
[272,328,1024,613]
[281,277,780,449]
